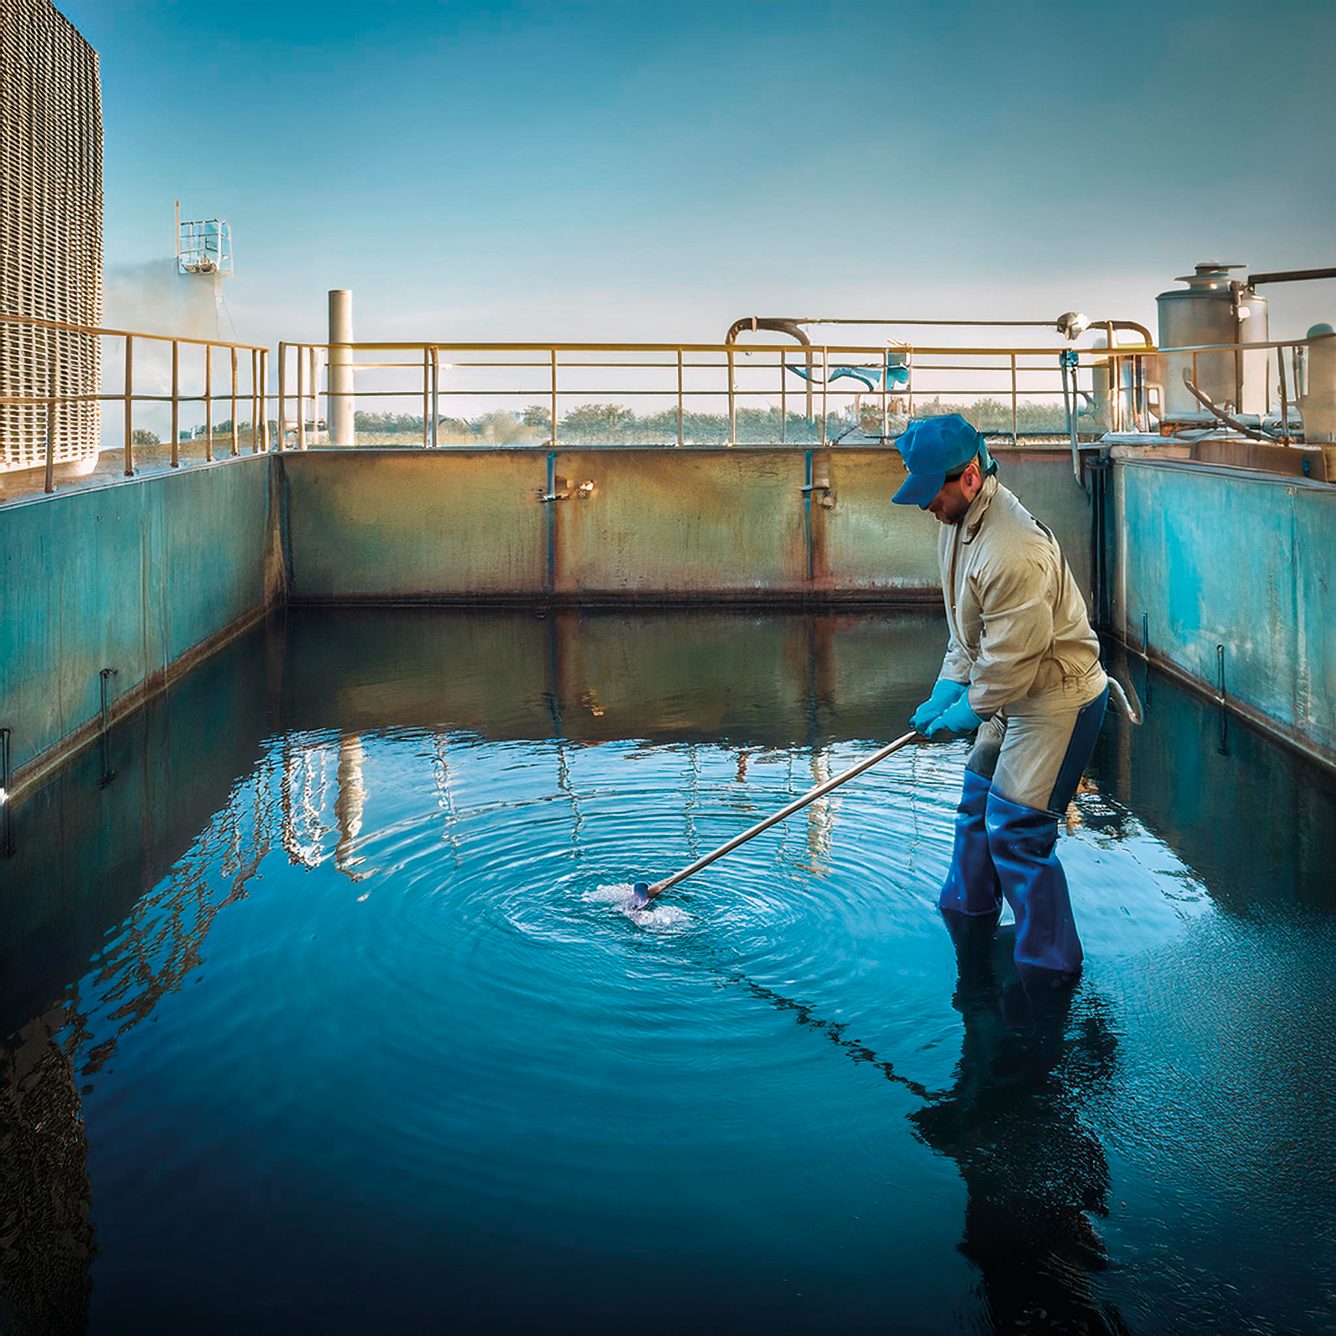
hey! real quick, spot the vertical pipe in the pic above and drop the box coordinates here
[1010,352,1019,443]
[880,357,888,439]
[820,347,828,446]
[230,345,239,456]
[328,289,355,445]
[1216,644,1226,702]
[278,343,287,452]
[676,348,684,447]
[1141,611,1149,657]
[727,345,736,446]
[297,346,306,451]
[250,348,259,452]
[123,335,135,476]
[44,358,57,494]
[170,340,180,466]
[431,348,440,448]
[262,349,270,450]
[204,345,215,462]
[780,349,787,445]
[421,347,430,447]
[1277,346,1290,446]
[549,349,558,446]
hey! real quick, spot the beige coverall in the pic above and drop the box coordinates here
[936,475,1107,813]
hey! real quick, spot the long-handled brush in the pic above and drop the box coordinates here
[631,730,918,909]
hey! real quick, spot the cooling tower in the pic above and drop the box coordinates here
[0,0,103,469]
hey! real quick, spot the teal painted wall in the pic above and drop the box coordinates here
[1111,459,1336,764]
[0,457,278,781]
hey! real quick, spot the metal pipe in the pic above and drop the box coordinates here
[262,349,270,450]
[431,348,440,448]
[296,347,306,451]
[204,344,213,462]
[549,349,558,447]
[1277,346,1290,445]
[123,336,134,476]
[170,341,180,466]
[230,345,239,456]
[1010,352,1018,443]
[634,730,918,905]
[277,343,287,452]
[727,345,736,445]
[44,359,57,494]
[1247,267,1336,287]
[1180,369,1275,441]
[421,347,429,448]
[676,348,684,447]
[328,289,355,445]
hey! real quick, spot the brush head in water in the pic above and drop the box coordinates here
[630,882,650,909]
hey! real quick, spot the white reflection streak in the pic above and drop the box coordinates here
[804,748,834,875]
[334,733,369,883]
[429,734,462,863]
[280,737,335,868]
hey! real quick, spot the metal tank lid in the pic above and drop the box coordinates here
[1171,262,1248,288]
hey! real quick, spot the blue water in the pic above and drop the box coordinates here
[2,610,1333,1333]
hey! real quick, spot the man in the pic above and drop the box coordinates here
[892,413,1108,980]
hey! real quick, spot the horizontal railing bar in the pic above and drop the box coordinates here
[0,310,264,351]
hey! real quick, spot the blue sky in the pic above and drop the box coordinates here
[60,0,1336,347]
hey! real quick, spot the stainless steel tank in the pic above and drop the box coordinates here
[1299,323,1336,443]
[1156,262,1269,421]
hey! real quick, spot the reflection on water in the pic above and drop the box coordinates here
[0,610,1332,1333]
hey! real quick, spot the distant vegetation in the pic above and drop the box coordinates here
[351,397,1069,446]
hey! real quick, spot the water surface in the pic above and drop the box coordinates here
[2,610,1333,1333]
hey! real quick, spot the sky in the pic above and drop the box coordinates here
[58,0,1336,349]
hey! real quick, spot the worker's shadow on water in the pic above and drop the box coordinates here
[729,926,1127,1334]
[910,916,1129,1335]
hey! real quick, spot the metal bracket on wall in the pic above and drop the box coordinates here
[99,668,119,788]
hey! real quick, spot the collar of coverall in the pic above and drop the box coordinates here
[960,473,999,545]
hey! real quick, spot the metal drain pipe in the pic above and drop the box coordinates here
[329,289,355,446]
[724,317,815,421]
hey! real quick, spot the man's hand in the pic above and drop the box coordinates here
[924,695,987,739]
[910,679,967,733]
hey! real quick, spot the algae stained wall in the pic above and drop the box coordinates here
[0,456,280,788]
[1110,458,1336,766]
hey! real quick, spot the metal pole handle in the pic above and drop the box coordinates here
[642,730,918,901]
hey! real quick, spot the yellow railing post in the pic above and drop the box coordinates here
[123,335,134,476]
[170,340,180,466]
[549,349,558,447]
[1010,352,1019,443]
[44,359,57,494]
[230,345,239,456]
[676,348,684,447]
[296,346,306,451]
[421,346,430,448]
[727,345,736,446]
[204,344,214,462]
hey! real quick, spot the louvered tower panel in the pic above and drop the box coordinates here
[0,0,103,468]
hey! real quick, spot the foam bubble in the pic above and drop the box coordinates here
[585,883,692,930]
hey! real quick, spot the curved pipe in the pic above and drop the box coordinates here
[1180,369,1275,442]
[724,317,815,420]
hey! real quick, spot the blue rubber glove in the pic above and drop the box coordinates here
[910,678,967,733]
[924,694,987,739]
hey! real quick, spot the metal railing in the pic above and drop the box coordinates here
[0,310,268,496]
[275,330,1152,451]
[1103,329,1336,443]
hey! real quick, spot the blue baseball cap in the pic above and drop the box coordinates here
[891,413,991,508]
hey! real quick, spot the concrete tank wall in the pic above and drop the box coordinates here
[1,455,281,792]
[1109,456,1336,767]
[280,446,1093,605]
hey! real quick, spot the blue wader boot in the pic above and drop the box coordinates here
[939,768,1001,921]
[982,687,1108,977]
[985,792,1083,976]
